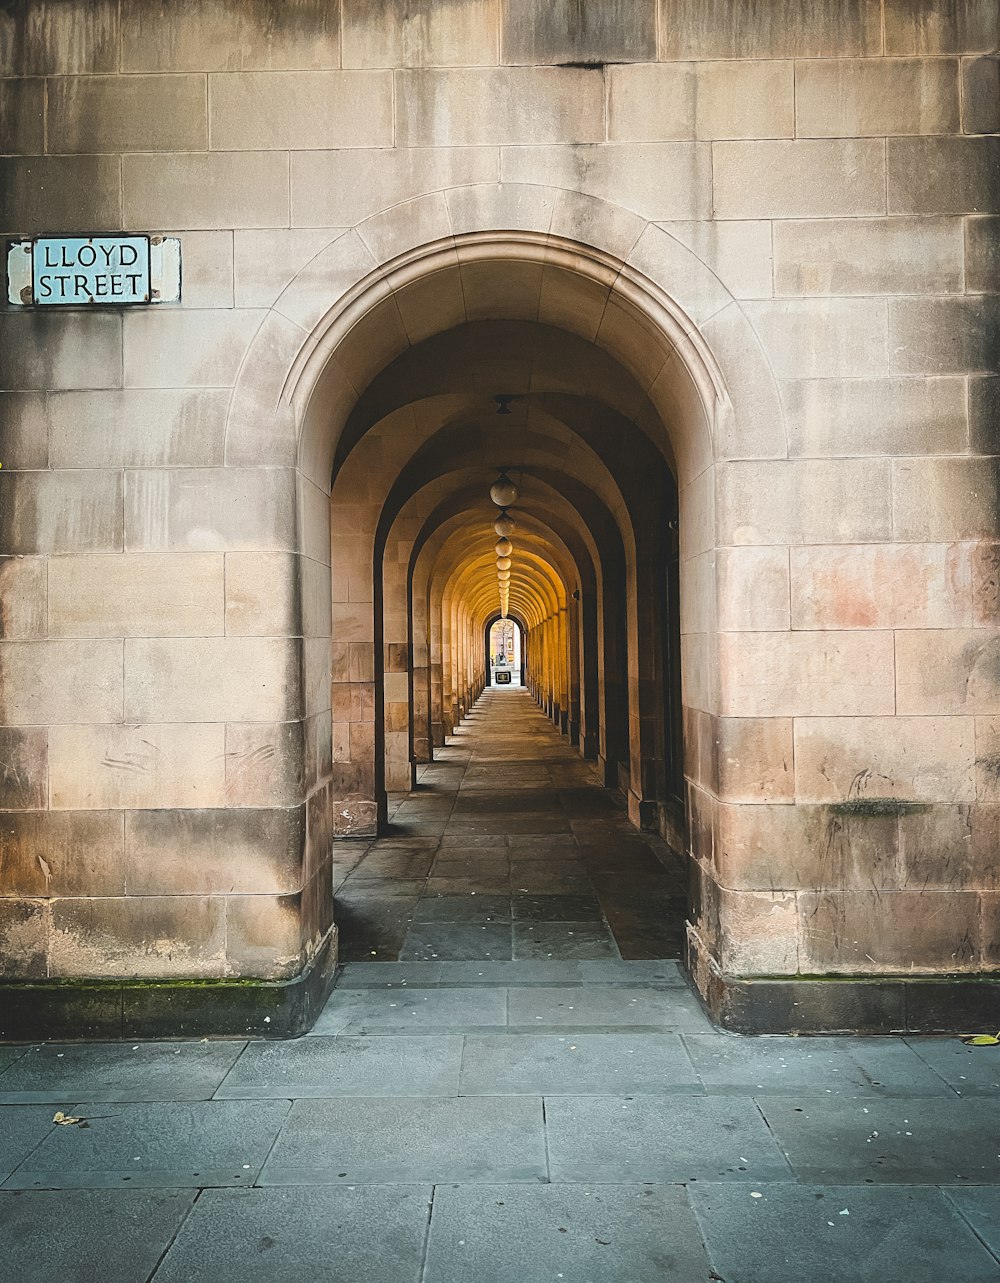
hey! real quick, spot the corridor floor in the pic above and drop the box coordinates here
[1,693,999,1281]
[333,688,688,964]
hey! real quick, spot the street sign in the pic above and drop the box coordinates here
[6,235,181,306]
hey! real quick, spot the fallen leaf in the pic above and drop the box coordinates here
[961,1032,1000,1046]
[52,1111,84,1126]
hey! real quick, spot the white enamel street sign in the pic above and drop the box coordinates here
[6,235,181,306]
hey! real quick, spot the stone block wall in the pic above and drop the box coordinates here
[0,0,997,996]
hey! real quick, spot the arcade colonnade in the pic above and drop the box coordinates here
[4,177,997,1034]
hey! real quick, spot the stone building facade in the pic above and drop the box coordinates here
[0,0,997,1034]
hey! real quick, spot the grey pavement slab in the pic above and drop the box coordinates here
[259,1096,547,1185]
[446,815,572,834]
[508,985,714,1033]
[0,1047,28,1073]
[511,893,603,921]
[4,1099,290,1189]
[424,1183,710,1283]
[0,1189,197,1283]
[683,1035,954,1097]
[153,1185,432,1283]
[690,1182,1000,1283]
[411,894,511,923]
[459,1033,700,1095]
[758,1096,1000,1184]
[311,987,506,1035]
[400,922,512,961]
[337,959,685,987]
[215,1035,463,1098]
[509,869,593,893]
[335,962,444,987]
[546,1095,791,1183]
[513,920,620,960]
[424,872,511,892]
[0,1041,246,1103]
[947,1187,1000,1259]
[0,1107,59,1182]
[907,1037,1000,1094]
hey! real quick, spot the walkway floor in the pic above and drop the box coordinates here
[2,691,999,1281]
[333,689,688,963]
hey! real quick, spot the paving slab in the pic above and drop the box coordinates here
[508,985,713,1033]
[511,893,604,921]
[4,1099,290,1189]
[399,922,512,961]
[259,1096,547,1185]
[947,1187,1000,1259]
[0,1106,60,1182]
[690,1182,1000,1283]
[459,1033,700,1095]
[311,987,506,1035]
[0,1041,246,1103]
[0,1189,197,1283]
[215,1036,463,1098]
[546,1095,791,1183]
[683,1035,954,1097]
[906,1037,1000,1095]
[0,1047,28,1073]
[512,921,620,960]
[335,962,444,988]
[758,1096,1000,1184]
[411,894,511,924]
[153,1185,432,1283]
[424,1183,710,1283]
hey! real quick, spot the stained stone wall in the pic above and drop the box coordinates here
[0,0,998,1002]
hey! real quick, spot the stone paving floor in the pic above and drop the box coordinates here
[2,690,999,1281]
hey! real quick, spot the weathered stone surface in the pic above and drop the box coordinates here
[896,630,1000,716]
[210,71,392,149]
[225,721,307,808]
[717,888,798,974]
[884,0,999,54]
[0,78,45,153]
[343,0,498,67]
[49,723,226,810]
[965,217,1000,294]
[713,140,885,219]
[799,889,981,973]
[719,631,895,718]
[48,389,229,469]
[124,638,302,723]
[503,143,712,220]
[123,152,290,231]
[224,552,300,636]
[962,56,1000,134]
[969,378,1000,456]
[124,468,297,553]
[779,377,968,457]
[773,218,963,296]
[796,58,960,137]
[47,74,208,151]
[888,136,1000,214]
[0,639,122,725]
[976,720,1000,802]
[0,557,46,639]
[121,0,340,71]
[899,803,1000,889]
[0,900,48,978]
[892,459,999,543]
[0,727,47,810]
[717,459,892,546]
[227,892,306,977]
[890,297,1000,376]
[715,716,794,804]
[48,554,225,638]
[790,544,973,630]
[660,221,772,299]
[794,716,976,804]
[0,393,48,469]
[503,0,653,64]
[0,156,121,234]
[124,310,266,389]
[744,299,888,379]
[396,68,605,146]
[973,541,1000,628]
[658,0,882,58]
[0,471,123,556]
[50,896,227,978]
[126,807,304,895]
[1,0,119,74]
[0,313,121,391]
[0,811,125,895]
[609,61,792,141]
[716,547,790,632]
